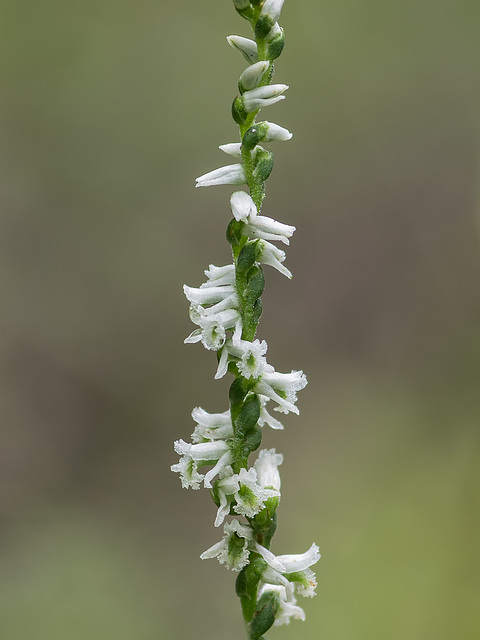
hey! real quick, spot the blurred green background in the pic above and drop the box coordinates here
[1,1,479,639]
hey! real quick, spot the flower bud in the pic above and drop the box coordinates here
[266,25,285,61]
[238,60,270,93]
[227,35,258,64]
[231,190,257,221]
[196,164,246,188]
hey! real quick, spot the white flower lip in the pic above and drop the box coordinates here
[275,543,321,573]
[195,164,246,188]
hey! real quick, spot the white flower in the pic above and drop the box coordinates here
[233,467,279,518]
[195,164,246,188]
[261,121,293,142]
[201,263,235,288]
[258,584,306,626]
[173,439,232,489]
[185,308,242,351]
[260,0,285,24]
[200,519,253,571]
[239,61,270,91]
[254,448,283,491]
[244,215,295,245]
[255,368,308,414]
[255,542,320,600]
[256,239,292,278]
[242,84,288,113]
[227,35,258,64]
[214,338,268,380]
[190,407,234,444]
[230,191,257,222]
[183,284,236,306]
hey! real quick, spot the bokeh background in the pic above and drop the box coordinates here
[1,1,479,639]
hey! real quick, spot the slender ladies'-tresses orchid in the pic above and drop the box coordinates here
[171,2,320,637]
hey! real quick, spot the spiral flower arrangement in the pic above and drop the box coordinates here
[171,2,320,636]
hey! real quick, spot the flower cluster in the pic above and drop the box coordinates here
[171,1,319,636]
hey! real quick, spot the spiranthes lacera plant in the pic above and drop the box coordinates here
[171,1,320,637]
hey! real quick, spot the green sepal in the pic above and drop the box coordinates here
[266,28,285,60]
[255,15,274,40]
[251,504,277,548]
[232,96,248,125]
[244,265,265,303]
[253,150,274,182]
[244,424,262,453]
[226,218,244,246]
[249,590,280,639]
[237,241,258,274]
[236,554,268,623]
[235,393,261,435]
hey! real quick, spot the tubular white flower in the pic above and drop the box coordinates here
[174,438,229,462]
[255,542,320,600]
[173,439,232,489]
[255,368,308,415]
[190,407,234,443]
[183,284,236,306]
[258,584,306,626]
[275,543,321,574]
[262,121,293,142]
[244,215,295,245]
[227,35,258,64]
[254,448,283,491]
[195,164,246,188]
[242,84,288,113]
[239,61,270,91]
[201,263,236,288]
[256,239,292,278]
[200,519,253,571]
[230,190,257,222]
[260,0,285,24]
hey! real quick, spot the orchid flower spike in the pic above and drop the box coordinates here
[172,1,320,635]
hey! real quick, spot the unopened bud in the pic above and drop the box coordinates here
[238,61,270,93]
